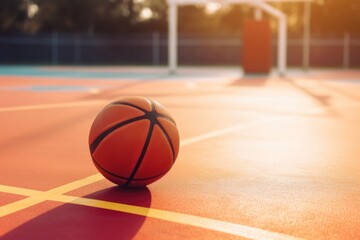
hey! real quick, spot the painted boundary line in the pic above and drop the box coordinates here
[0,107,321,239]
[0,115,293,218]
[0,98,325,115]
[0,184,304,240]
[0,174,103,218]
[0,100,107,113]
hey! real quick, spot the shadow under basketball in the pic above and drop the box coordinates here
[1,186,152,240]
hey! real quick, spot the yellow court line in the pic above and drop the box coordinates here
[0,113,302,213]
[0,195,46,218]
[0,111,319,238]
[0,100,106,113]
[0,184,304,240]
[0,174,102,218]
[51,194,305,240]
[44,173,103,195]
[0,185,42,196]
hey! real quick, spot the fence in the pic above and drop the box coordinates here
[0,32,359,68]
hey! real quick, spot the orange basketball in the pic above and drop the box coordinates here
[88,97,180,187]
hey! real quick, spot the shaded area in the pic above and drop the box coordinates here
[317,80,360,101]
[229,77,269,87]
[284,78,332,107]
[1,186,151,240]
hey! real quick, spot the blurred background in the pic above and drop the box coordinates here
[0,0,359,68]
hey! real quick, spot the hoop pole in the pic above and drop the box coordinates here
[167,0,289,75]
[278,17,287,76]
[168,3,178,74]
[251,0,287,76]
[303,0,311,71]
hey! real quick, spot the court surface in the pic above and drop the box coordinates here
[0,66,359,240]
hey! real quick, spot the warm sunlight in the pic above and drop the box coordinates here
[205,2,222,15]
[140,7,153,20]
[27,3,39,18]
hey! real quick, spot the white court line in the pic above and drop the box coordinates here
[0,99,326,115]
[180,116,287,147]
[180,107,324,147]
[0,100,107,113]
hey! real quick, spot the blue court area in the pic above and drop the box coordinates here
[0,66,167,80]
[0,66,244,82]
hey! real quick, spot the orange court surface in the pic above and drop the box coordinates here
[0,66,360,240]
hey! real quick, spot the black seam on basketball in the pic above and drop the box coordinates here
[92,157,168,181]
[124,123,155,187]
[156,122,176,162]
[148,98,176,162]
[111,101,149,113]
[156,114,176,125]
[130,171,167,181]
[92,157,128,180]
[90,115,147,154]
[124,100,156,187]
[147,98,176,125]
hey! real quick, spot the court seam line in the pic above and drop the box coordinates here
[0,111,322,239]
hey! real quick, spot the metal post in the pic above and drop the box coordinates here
[168,3,177,74]
[74,35,81,64]
[343,33,350,69]
[278,17,287,76]
[251,0,287,76]
[152,32,160,65]
[51,32,59,65]
[303,1,311,71]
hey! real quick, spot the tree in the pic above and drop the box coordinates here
[0,0,28,33]
[1,0,360,36]
[28,0,168,34]
[312,0,360,36]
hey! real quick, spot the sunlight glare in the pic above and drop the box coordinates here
[28,3,39,18]
[140,7,153,20]
[205,2,222,15]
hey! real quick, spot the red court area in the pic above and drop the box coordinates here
[0,67,360,240]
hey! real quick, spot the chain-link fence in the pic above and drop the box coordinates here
[0,32,359,68]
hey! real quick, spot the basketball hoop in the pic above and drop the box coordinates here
[167,0,314,76]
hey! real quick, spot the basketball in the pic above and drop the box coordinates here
[88,97,180,187]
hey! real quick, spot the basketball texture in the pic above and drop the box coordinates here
[89,97,180,187]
